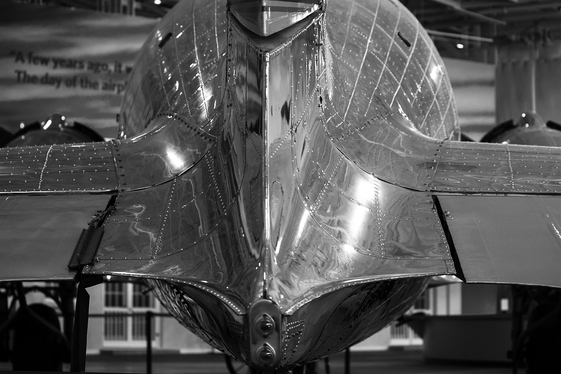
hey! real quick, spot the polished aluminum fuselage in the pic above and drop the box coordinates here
[4,2,561,371]
[108,0,458,370]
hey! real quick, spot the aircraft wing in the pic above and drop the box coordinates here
[0,142,118,281]
[0,194,113,281]
[437,194,561,287]
[2,127,561,292]
[323,98,561,288]
[429,140,561,288]
[0,114,212,283]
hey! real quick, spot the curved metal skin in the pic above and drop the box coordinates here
[4,0,561,372]
[6,114,105,147]
[3,5,561,371]
[484,112,561,146]
[229,0,323,37]
[87,0,456,371]
[0,0,560,371]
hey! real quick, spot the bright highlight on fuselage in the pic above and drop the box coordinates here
[2,1,561,372]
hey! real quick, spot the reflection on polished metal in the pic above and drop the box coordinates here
[3,0,561,372]
[90,0,456,370]
[229,0,323,36]
[6,113,106,147]
[249,300,281,369]
[482,111,561,146]
[41,113,67,130]
[256,314,275,336]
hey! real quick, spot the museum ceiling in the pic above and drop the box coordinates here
[18,0,561,63]
[403,0,561,63]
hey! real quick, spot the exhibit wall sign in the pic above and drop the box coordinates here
[0,3,157,139]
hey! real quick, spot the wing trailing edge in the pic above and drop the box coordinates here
[0,194,113,281]
[436,194,561,288]
[429,139,561,288]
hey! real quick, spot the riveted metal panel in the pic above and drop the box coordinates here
[0,143,118,193]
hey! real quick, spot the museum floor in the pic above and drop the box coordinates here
[0,349,513,373]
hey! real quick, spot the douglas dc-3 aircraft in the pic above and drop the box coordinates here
[3,0,561,372]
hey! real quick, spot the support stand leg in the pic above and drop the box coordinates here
[71,284,90,373]
[146,311,153,374]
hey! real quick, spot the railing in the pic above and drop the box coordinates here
[88,312,170,374]
[103,312,127,341]
[94,313,420,372]
[102,311,156,341]
[87,312,350,374]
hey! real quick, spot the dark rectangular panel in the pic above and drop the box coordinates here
[437,194,561,288]
[0,194,111,281]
